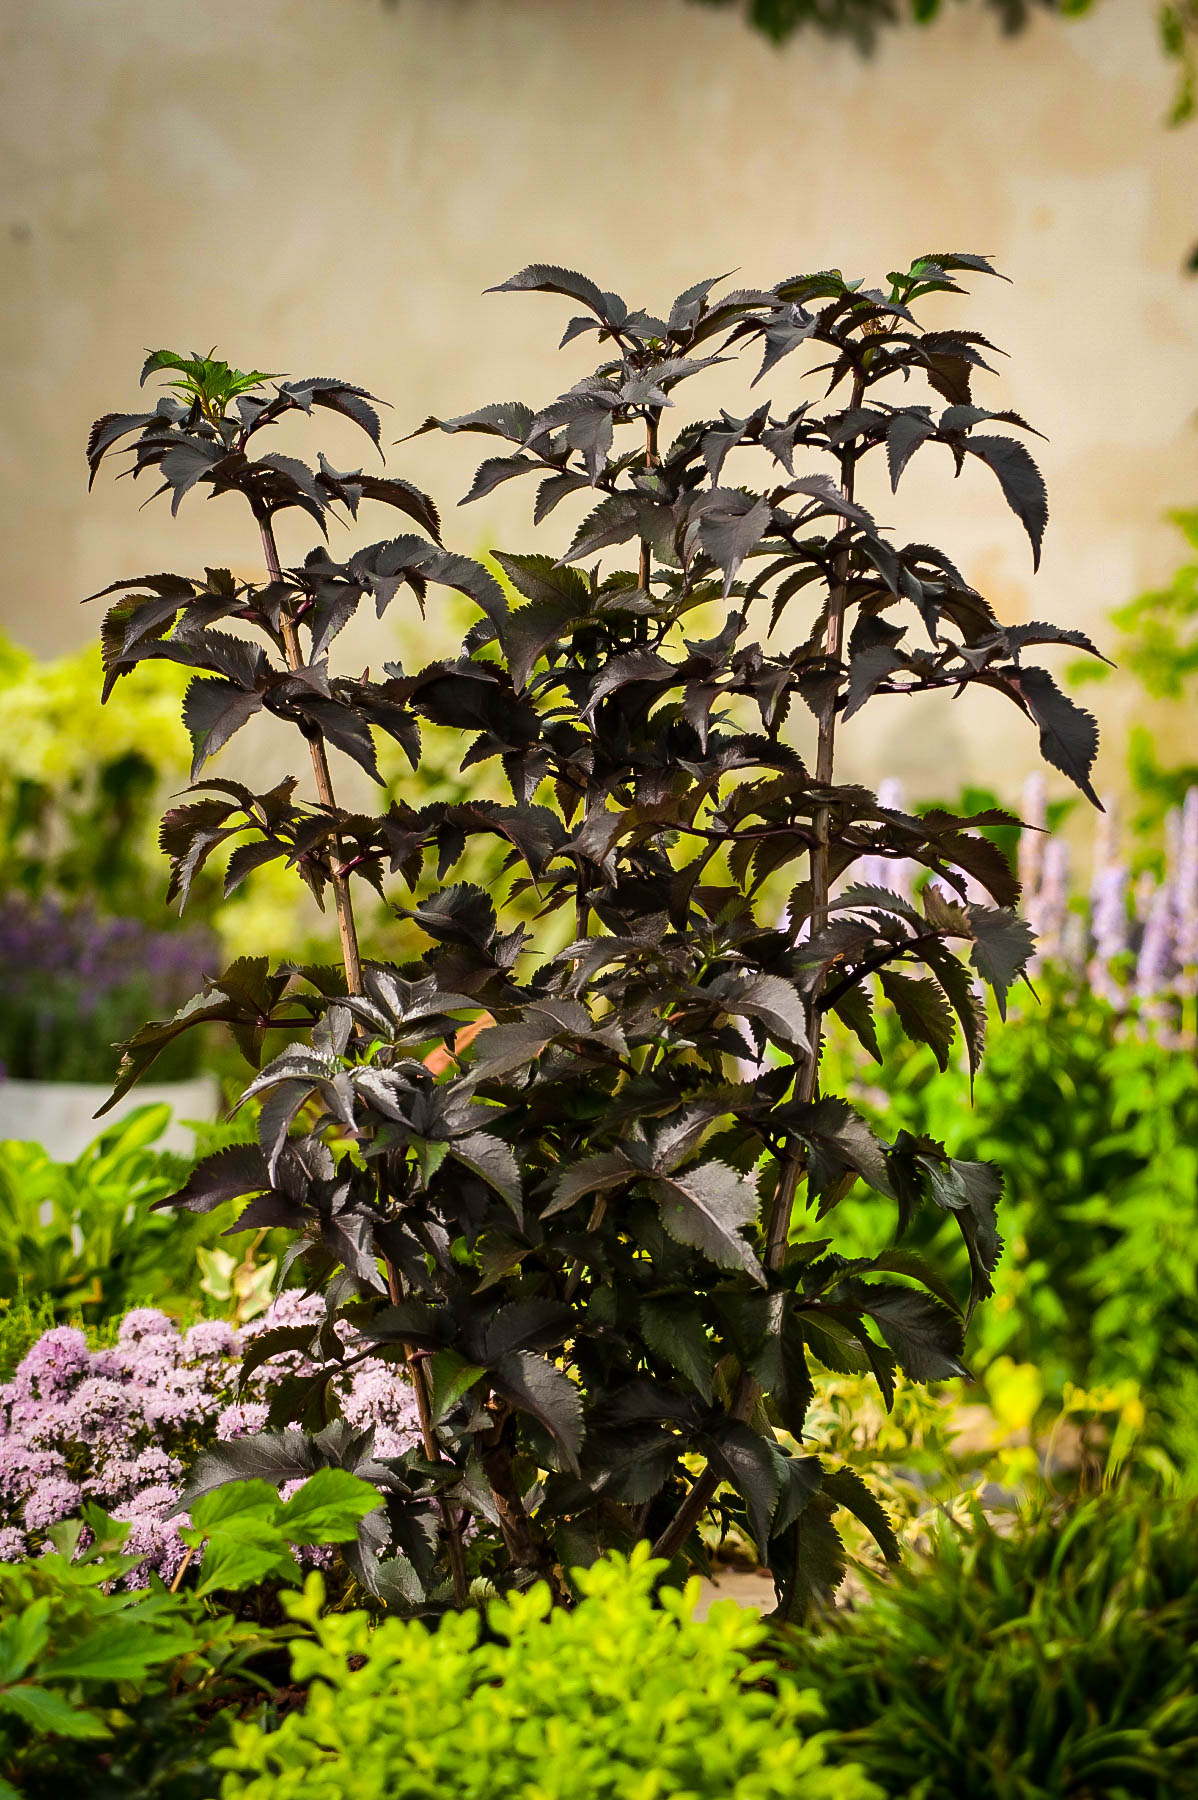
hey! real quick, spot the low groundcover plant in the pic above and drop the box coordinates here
[84,256,1101,1613]
[0,1108,237,1326]
[0,1469,382,1800]
[213,1545,880,1800]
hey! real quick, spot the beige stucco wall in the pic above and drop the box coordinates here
[1,0,1195,806]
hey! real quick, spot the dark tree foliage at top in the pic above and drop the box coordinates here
[688,0,1081,53]
[687,0,1198,129]
[85,256,1103,1616]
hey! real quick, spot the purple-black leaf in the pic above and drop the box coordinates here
[964,435,1049,568]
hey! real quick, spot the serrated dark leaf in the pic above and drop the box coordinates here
[785,1098,892,1206]
[652,1162,764,1284]
[887,409,936,490]
[448,1131,522,1217]
[697,493,772,596]
[859,1283,968,1382]
[967,904,1035,1019]
[707,1419,781,1556]
[639,1296,717,1402]
[182,677,263,777]
[1001,664,1101,807]
[493,1350,584,1469]
[878,970,956,1072]
[489,264,612,321]
[821,1463,899,1563]
[964,435,1048,568]
[155,1145,271,1216]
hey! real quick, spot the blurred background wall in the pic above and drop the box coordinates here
[1,0,1194,801]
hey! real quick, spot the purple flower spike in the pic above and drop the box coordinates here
[1088,861,1131,1010]
[1174,787,1198,998]
[1028,836,1071,971]
[1018,771,1047,900]
[1136,879,1175,1003]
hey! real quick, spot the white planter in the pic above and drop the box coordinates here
[0,1075,220,1161]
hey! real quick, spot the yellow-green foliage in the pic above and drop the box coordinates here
[0,632,187,797]
[0,631,300,951]
[747,1363,1163,1581]
[215,1547,879,1800]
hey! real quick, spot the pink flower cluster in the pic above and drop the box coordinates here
[0,1295,420,1582]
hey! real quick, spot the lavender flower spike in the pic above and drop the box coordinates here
[1088,860,1130,1010]
[1173,786,1198,999]
[1018,771,1047,902]
[1027,836,1070,971]
[1136,878,1175,1004]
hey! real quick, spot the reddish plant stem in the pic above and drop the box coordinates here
[258,515,363,996]
[636,409,660,635]
[653,370,867,1565]
[384,1254,470,1606]
[763,367,866,1271]
[259,514,464,1600]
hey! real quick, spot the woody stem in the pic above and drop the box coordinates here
[258,514,363,996]
[655,371,867,1564]
[763,367,865,1270]
[384,1250,470,1606]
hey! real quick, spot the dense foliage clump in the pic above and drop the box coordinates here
[0,1472,380,1800]
[782,1488,1198,1799]
[214,1547,879,1800]
[827,978,1198,1468]
[85,257,1101,1611]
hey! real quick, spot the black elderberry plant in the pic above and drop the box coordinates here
[86,259,1103,1615]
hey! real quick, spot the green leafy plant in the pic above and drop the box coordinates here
[0,1107,256,1331]
[136,353,280,426]
[0,1506,253,1800]
[688,0,1089,53]
[1074,508,1198,835]
[86,255,1101,1614]
[0,1474,384,1800]
[214,1545,879,1799]
[179,1467,383,1597]
[824,981,1198,1470]
[196,1240,279,1326]
[0,630,189,918]
[1105,509,1198,703]
[686,0,1198,125]
[780,1486,1198,1798]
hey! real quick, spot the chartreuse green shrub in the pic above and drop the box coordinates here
[781,1488,1198,1800]
[214,1546,879,1800]
[0,1505,240,1800]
